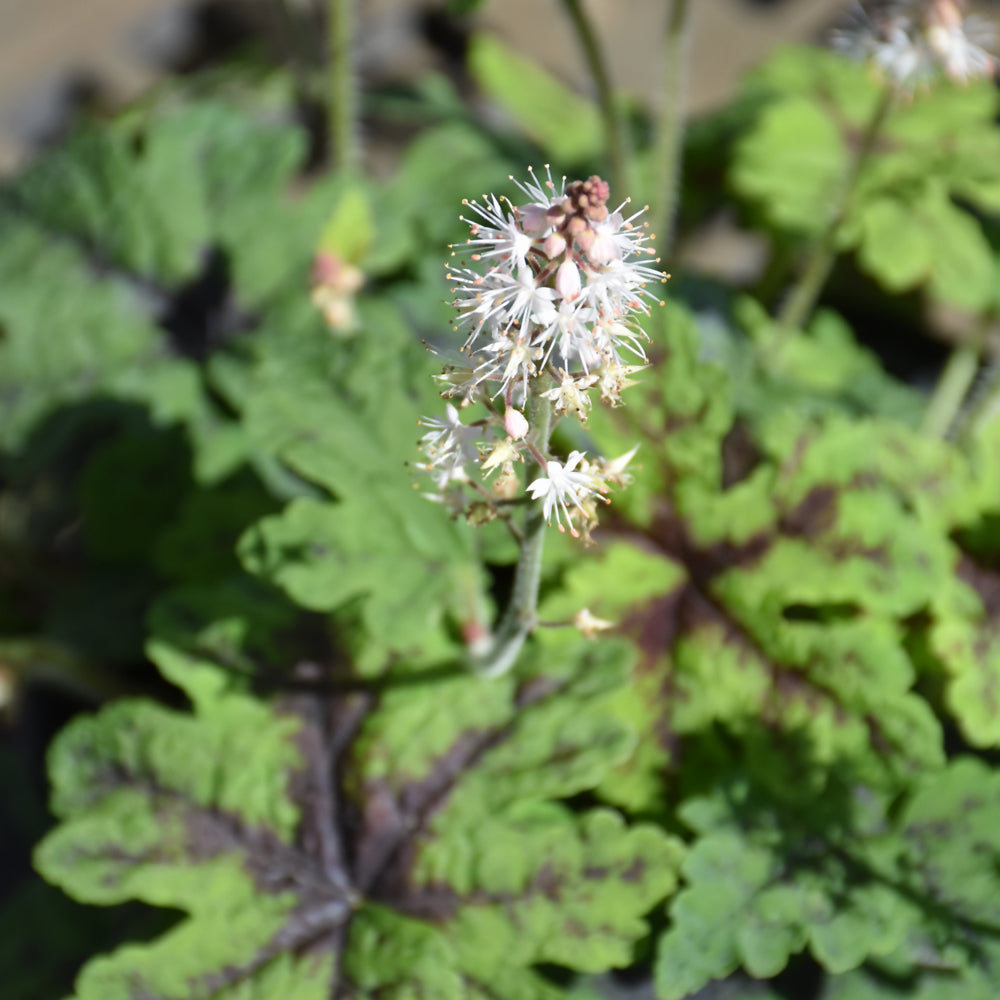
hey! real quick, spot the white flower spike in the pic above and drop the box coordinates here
[420,168,664,545]
[420,169,664,674]
[833,0,995,88]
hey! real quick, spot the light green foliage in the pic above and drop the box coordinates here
[731,300,924,428]
[236,297,481,671]
[346,641,682,986]
[443,806,681,974]
[318,183,375,265]
[240,492,475,670]
[562,295,1000,993]
[730,47,1000,311]
[537,542,684,811]
[15,29,1000,1000]
[467,35,604,164]
[658,760,1000,998]
[655,782,913,997]
[0,95,341,458]
[731,96,849,235]
[345,907,569,1000]
[35,636,681,999]
[34,688,311,999]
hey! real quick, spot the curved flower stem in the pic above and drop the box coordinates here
[652,0,693,254]
[922,343,981,439]
[471,392,554,678]
[777,85,895,333]
[560,0,630,196]
[328,0,360,170]
[949,316,1000,441]
[963,362,1000,439]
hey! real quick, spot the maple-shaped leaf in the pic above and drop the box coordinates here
[532,299,1000,995]
[35,637,682,1000]
[654,776,917,999]
[0,93,345,459]
[34,693,343,1000]
[656,759,1000,997]
[730,46,1000,311]
[236,297,483,672]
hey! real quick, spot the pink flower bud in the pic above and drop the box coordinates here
[518,203,551,235]
[555,259,582,302]
[542,232,567,259]
[504,407,530,440]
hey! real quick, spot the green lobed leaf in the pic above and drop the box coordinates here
[0,95,342,462]
[33,690,342,1000]
[731,300,924,427]
[655,781,915,998]
[237,297,482,671]
[345,639,682,983]
[442,805,682,975]
[730,96,848,236]
[857,186,996,312]
[39,625,679,999]
[730,46,1000,309]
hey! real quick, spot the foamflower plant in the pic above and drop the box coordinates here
[416,167,665,676]
[833,0,995,88]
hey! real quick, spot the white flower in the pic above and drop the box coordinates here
[419,170,660,525]
[505,267,559,333]
[451,168,664,386]
[597,360,646,407]
[599,444,640,485]
[832,0,995,87]
[481,437,522,475]
[927,21,994,83]
[434,364,487,403]
[555,258,582,301]
[417,404,482,488]
[459,193,534,272]
[573,607,616,639]
[587,204,654,265]
[510,164,565,225]
[540,372,595,422]
[527,451,603,535]
[536,299,600,369]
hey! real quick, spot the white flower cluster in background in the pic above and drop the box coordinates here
[416,168,664,541]
[833,0,995,87]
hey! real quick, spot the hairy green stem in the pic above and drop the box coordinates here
[328,0,359,170]
[950,318,1000,441]
[652,0,692,254]
[560,0,630,196]
[922,343,981,439]
[273,1,311,98]
[777,86,895,332]
[471,392,554,678]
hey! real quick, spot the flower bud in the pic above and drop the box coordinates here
[542,232,567,259]
[504,407,530,440]
[573,607,615,639]
[555,259,582,302]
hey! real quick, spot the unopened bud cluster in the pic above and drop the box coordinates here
[311,251,364,333]
[416,167,664,541]
[833,0,995,87]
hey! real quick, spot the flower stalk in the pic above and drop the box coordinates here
[777,85,894,333]
[472,393,554,678]
[328,0,359,171]
[559,0,631,196]
[416,168,664,675]
[922,342,981,439]
[652,0,693,254]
